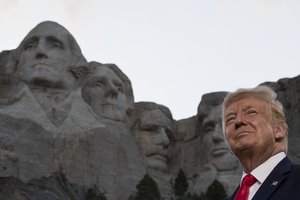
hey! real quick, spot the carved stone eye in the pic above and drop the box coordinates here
[47,36,64,50]
[24,41,37,50]
[203,122,215,132]
[50,42,62,49]
[91,80,105,88]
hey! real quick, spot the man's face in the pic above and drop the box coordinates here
[134,109,172,171]
[18,23,75,89]
[84,66,128,122]
[200,105,238,170]
[224,97,279,158]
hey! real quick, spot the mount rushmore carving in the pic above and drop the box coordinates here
[0,21,299,200]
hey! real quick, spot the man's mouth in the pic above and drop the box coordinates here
[235,131,253,139]
[150,154,167,162]
[212,148,230,157]
[31,63,50,71]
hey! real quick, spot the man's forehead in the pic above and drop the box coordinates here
[94,67,119,78]
[24,23,69,41]
[226,97,267,113]
[203,105,222,123]
[139,109,172,125]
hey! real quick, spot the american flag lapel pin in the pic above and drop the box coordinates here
[271,181,278,186]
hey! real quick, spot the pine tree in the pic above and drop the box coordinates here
[85,186,107,200]
[204,180,227,200]
[174,169,189,197]
[183,192,205,200]
[134,174,161,200]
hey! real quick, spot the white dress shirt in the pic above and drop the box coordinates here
[239,152,286,200]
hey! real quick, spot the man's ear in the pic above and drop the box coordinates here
[274,125,285,140]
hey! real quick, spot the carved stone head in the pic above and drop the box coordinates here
[82,62,134,123]
[132,102,174,171]
[16,21,87,90]
[197,92,238,171]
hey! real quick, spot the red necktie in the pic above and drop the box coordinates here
[235,173,256,200]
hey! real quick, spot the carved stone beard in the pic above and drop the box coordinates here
[31,87,73,127]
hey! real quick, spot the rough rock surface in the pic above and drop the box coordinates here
[0,21,299,199]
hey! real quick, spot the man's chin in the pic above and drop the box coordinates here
[100,109,127,122]
[211,153,239,171]
[146,158,168,171]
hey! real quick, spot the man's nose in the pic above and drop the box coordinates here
[105,81,118,98]
[35,41,48,59]
[157,128,170,146]
[212,124,224,142]
[234,113,246,129]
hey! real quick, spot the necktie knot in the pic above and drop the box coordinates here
[243,174,256,187]
[235,173,256,200]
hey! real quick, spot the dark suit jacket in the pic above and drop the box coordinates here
[225,157,300,200]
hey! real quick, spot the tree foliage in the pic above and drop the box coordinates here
[204,180,227,200]
[173,178,227,200]
[85,186,107,200]
[133,174,161,200]
[174,169,189,197]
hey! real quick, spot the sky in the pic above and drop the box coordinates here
[1,0,300,120]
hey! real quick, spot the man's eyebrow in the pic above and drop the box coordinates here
[242,105,256,111]
[225,111,236,118]
[46,36,64,47]
[113,79,124,87]
[202,118,214,125]
[225,105,256,118]
[88,76,106,82]
[140,122,157,126]
[22,36,38,46]
[139,120,159,128]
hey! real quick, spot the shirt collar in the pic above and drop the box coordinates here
[241,152,286,184]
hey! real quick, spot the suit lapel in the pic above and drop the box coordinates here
[252,157,292,200]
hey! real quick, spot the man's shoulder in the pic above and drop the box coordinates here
[281,157,300,180]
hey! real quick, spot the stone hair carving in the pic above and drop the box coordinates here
[0,50,25,104]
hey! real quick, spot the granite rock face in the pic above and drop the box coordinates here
[262,75,300,163]
[0,21,299,199]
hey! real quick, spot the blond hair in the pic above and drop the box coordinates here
[222,85,288,151]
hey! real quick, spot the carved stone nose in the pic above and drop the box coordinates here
[35,52,48,59]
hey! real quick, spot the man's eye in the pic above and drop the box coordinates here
[204,125,214,132]
[117,86,124,93]
[246,110,257,115]
[50,42,63,49]
[143,125,158,132]
[226,117,235,125]
[47,37,64,49]
[24,42,37,50]
[114,81,124,93]
[203,122,215,132]
[92,81,104,88]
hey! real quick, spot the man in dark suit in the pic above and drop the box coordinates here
[222,85,300,200]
